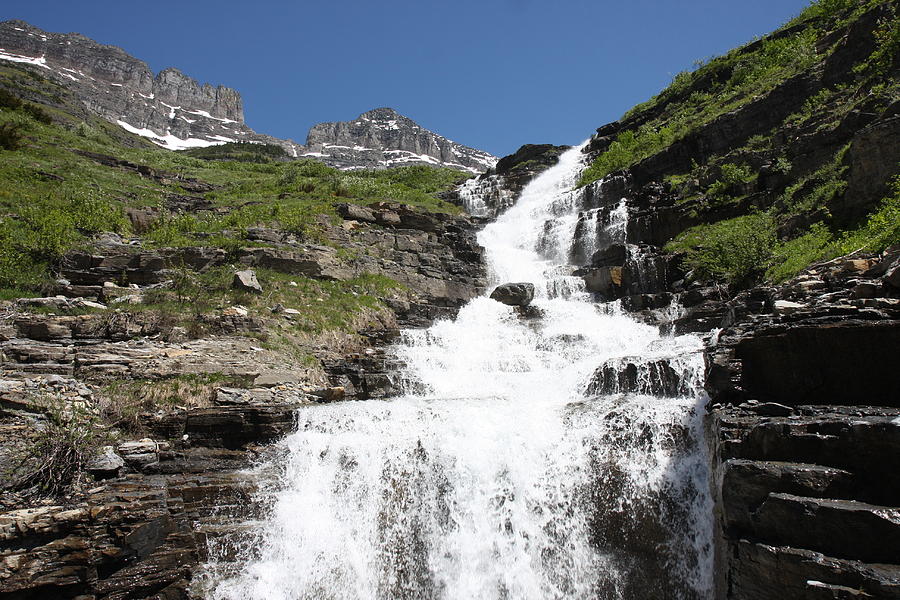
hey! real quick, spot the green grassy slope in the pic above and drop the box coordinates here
[0,64,468,292]
[580,0,899,287]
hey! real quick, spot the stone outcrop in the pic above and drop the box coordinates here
[712,405,900,599]
[585,357,694,397]
[0,427,271,599]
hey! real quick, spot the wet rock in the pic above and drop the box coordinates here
[752,493,900,564]
[590,243,627,267]
[728,540,900,600]
[514,305,545,320]
[585,358,691,397]
[490,282,535,307]
[308,386,345,403]
[232,269,262,294]
[747,401,794,417]
[179,405,301,449]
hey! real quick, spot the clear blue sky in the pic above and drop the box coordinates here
[2,0,812,157]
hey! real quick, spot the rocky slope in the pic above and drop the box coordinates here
[0,20,496,172]
[0,199,486,599]
[1,2,898,598]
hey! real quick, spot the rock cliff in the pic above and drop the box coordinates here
[1,1,898,598]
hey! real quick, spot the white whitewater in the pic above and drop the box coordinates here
[204,143,714,600]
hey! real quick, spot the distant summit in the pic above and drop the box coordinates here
[0,20,495,173]
[304,107,497,173]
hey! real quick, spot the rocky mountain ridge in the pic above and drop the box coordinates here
[0,19,301,154]
[303,107,497,173]
[0,20,495,172]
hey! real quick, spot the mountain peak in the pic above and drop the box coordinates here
[360,107,402,120]
[304,108,496,173]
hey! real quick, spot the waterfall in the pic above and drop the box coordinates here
[201,143,714,600]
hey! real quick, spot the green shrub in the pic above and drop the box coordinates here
[767,222,835,281]
[837,173,900,253]
[279,158,336,185]
[864,3,900,74]
[0,88,52,124]
[780,143,849,212]
[766,175,900,281]
[707,163,754,200]
[773,157,793,174]
[179,141,288,163]
[669,213,776,288]
[579,124,677,186]
[0,122,23,150]
[0,194,128,288]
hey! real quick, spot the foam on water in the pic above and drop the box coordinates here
[202,143,714,599]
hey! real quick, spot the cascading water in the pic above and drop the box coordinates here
[202,143,714,600]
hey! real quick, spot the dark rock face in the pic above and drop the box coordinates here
[834,110,900,224]
[704,248,900,598]
[734,320,900,406]
[304,107,496,173]
[493,143,568,175]
[489,282,535,307]
[713,405,900,599]
[703,252,900,406]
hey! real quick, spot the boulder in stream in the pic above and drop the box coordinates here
[489,282,535,307]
